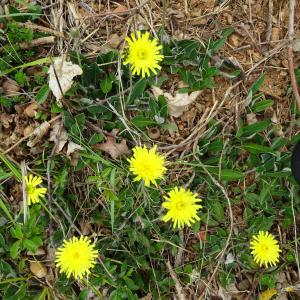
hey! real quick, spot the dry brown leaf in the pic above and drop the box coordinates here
[109,33,122,48]
[94,136,130,159]
[246,113,258,125]
[27,121,50,147]
[112,5,128,14]
[67,141,84,156]
[23,125,34,137]
[229,33,240,47]
[24,102,38,118]
[152,85,201,117]
[49,121,84,158]
[0,113,14,128]
[2,79,20,96]
[49,122,68,152]
[217,284,243,300]
[30,261,47,278]
[79,220,92,235]
[48,56,83,106]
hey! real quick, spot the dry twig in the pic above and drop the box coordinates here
[18,22,65,38]
[19,36,56,49]
[166,261,186,300]
[266,0,273,42]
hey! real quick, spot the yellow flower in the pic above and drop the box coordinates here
[250,231,281,268]
[128,145,166,187]
[162,187,202,229]
[123,31,164,77]
[259,288,277,300]
[25,175,47,206]
[55,236,98,279]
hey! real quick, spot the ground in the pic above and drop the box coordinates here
[0,0,300,299]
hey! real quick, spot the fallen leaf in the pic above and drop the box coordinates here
[79,220,92,235]
[2,79,20,96]
[49,121,84,159]
[109,33,122,48]
[196,231,206,241]
[229,33,240,47]
[23,125,34,136]
[151,84,201,117]
[246,113,258,125]
[49,122,68,152]
[67,141,84,156]
[217,284,242,300]
[48,56,83,106]
[24,102,38,118]
[94,136,130,159]
[30,261,47,278]
[27,121,51,147]
[225,253,235,265]
[112,4,128,14]
[0,113,14,128]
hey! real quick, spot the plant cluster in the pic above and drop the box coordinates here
[0,7,299,300]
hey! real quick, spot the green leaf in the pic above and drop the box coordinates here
[11,224,23,239]
[252,99,273,112]
[0,153,22,181]
[79,289,89,300]
[211,28,235,53]
[100,76,113,93]
[23,238,39,252]
[243,143,275,154]
[237,120,271,137]
[250,74,265,95]
[260,274,276,289]
[246,74,265,105]
[131,116,156,129]
[208,168,244,181]
[124,277,139,291]
[207,140,224,152]
[34,288,49,300]
[128,78,147,104]
[82,63,101,87]
[0,57,53,78]
[35,85,49,104]
[211,201,225,223]
[10,241,21,259]
[9,6,26,22]
[0,196,15,224]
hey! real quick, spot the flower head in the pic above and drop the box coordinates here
[162,187,202,229]
[259,288,277,300]
[55,236,98,279]
[250,231,281,268]
[128,145,166,187]
[25,174,47,206]
[123,31,164,77]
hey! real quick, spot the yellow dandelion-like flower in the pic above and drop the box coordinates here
[250,231,281,268]
[259,288,278,300]
[162,187,202,229]
[123,31,164,78]
[128,145,167,187]
[55,236,98,279]
[25,174,47,206]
